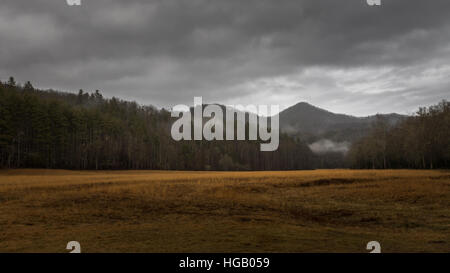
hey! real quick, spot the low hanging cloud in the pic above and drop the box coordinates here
[1,0,449,115]
[309,139,351,155]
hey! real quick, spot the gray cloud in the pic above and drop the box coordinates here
[1,0,449,115]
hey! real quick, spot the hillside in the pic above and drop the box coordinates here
[279,102,405,143]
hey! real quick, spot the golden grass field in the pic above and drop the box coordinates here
[0,169,449,253]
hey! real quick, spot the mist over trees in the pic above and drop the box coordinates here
[0,78,314,170]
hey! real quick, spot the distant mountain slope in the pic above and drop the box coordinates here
[189,102,405,144]
[279,102,405,143]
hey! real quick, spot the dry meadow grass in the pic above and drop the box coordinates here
[0,169,449,252]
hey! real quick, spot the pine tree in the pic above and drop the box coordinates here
[24,81,34,92]
[7,77,16,88]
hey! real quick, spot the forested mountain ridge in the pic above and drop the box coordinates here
[279,101,405,143]
[0,77,448,170]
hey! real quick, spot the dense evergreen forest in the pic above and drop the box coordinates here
[0,77,448,170]
[0,77,314,170]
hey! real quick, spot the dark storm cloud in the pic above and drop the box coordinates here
[1,0,449,115]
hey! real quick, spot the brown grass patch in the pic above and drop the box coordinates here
[0,169,449,253]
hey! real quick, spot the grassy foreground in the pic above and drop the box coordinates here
[0,169,449,253]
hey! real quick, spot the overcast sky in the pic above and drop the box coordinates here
[1,0,449,116]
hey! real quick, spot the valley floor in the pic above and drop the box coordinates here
[0,169,449,252]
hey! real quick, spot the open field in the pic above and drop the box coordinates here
[0,169,449,253]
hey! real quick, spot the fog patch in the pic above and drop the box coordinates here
[309,139,350,155]
[280,124,298,134]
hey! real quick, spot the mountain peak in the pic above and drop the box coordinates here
[283,101,347,118]
[292,101,321,109]
[279,101,404,140]
[295,101,312,106]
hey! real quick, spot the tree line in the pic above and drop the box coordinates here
[348,100,450,169]
[1,77,448,170]
[0,77,314,170]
